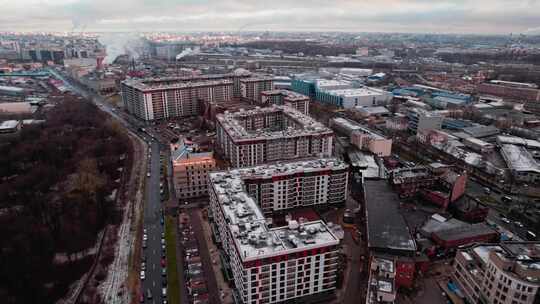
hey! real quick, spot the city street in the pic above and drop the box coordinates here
[141,142,168,303]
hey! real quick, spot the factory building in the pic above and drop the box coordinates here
[240,77,274,103]
[452,242,540,304]
[260,90,310,115]
[208,159,347,304]
[216,106,334,168]
[315,87,392,109]
[500,144,540,184]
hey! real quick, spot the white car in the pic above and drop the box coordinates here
[140,270,145,280]
[143,234,148,241]
[147,172,151,177]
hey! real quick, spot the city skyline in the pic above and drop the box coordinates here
[2,0,540,34]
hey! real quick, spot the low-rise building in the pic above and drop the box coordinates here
[407,108,444,133]
[452,242,540,304]
[367,257,397,304]
[316,87,392,109]
[331,118,392,157]
[463,137,496,154]
[500,144,540,184]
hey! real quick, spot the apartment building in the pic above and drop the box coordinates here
[121,71,256,121]
[216,105,334,168]
[260,90,310,115]
[208,159,348,304]
[452,242,540,304]
[221,158,348,215]
[121,77,233,121]
[240,77,274,103]
[171,139,216,199]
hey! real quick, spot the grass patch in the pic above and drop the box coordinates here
[165,215,180,304]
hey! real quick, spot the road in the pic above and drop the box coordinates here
[48,68,169,303]
[142,142,168,303]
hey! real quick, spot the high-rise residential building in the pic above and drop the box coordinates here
[171,139,216,199]
[240,76,274,103]
[121,71,253,121]
[216,105,334,168]
[452,242,540,304]
[121,77,233,121]
[260,90,310,115]
[208,159,348,304]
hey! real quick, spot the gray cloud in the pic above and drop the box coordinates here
[1,0,540,34]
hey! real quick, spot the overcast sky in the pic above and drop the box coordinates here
[1,0,540,34]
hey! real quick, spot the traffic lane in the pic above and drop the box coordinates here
[487,210,530,240]
[142,143,167,302]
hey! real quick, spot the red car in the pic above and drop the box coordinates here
[161,258,166,267]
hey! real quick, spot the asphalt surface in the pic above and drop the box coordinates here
[141,142,168,303]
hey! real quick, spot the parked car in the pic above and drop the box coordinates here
[161,268,167,277]
[162,287,167,298]
[161,258,166,267]
[140,271,145,280]
[501,217,511,224]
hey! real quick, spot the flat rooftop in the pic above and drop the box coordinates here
[122,78,233,92]
[0,120,20,129]
[324,87,388,97]
[364,180,416,254]
[210,159,344,261]
[217,105,332,142]
[500,144,540,173]
[261,89,309,101]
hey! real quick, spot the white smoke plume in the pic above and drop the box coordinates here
[175,47,199,60]
[98,33,147,64]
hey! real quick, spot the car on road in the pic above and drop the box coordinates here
[161,243,166,251]
[160,217,164,225]
[161,238,165,245]
[161,268,167,277]
[147,172,151,177]
[161,258,166,267]
[162,287,167,298]
[501,217,511,224]
[483,187,491,194]
[140,292,145,303]
[141,262,146,271]
[161,232,165,238]
[142,240,147,248]
[143,234,148,241]
[162,279,167,287]
[502,196,512,203]
[140,270,145,280]
[147,289,152,299]
[514,221,524,228]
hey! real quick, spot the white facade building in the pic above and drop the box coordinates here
[209,159,348,304]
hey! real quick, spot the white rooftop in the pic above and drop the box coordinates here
[0,120,20,129]
[500,144,540,173]
[210,159,344,261]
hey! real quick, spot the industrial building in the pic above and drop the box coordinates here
[208,159,347,304]
[452,242,540,304]
[171,139,216,199]
[316,87,392,109]
[477,81,540,102]
[240,76,274,103]
[260,90,310,115]
[121,71,253,121]
[216,106,334,168]
[500,144,540,184]
[363,180,417,288]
